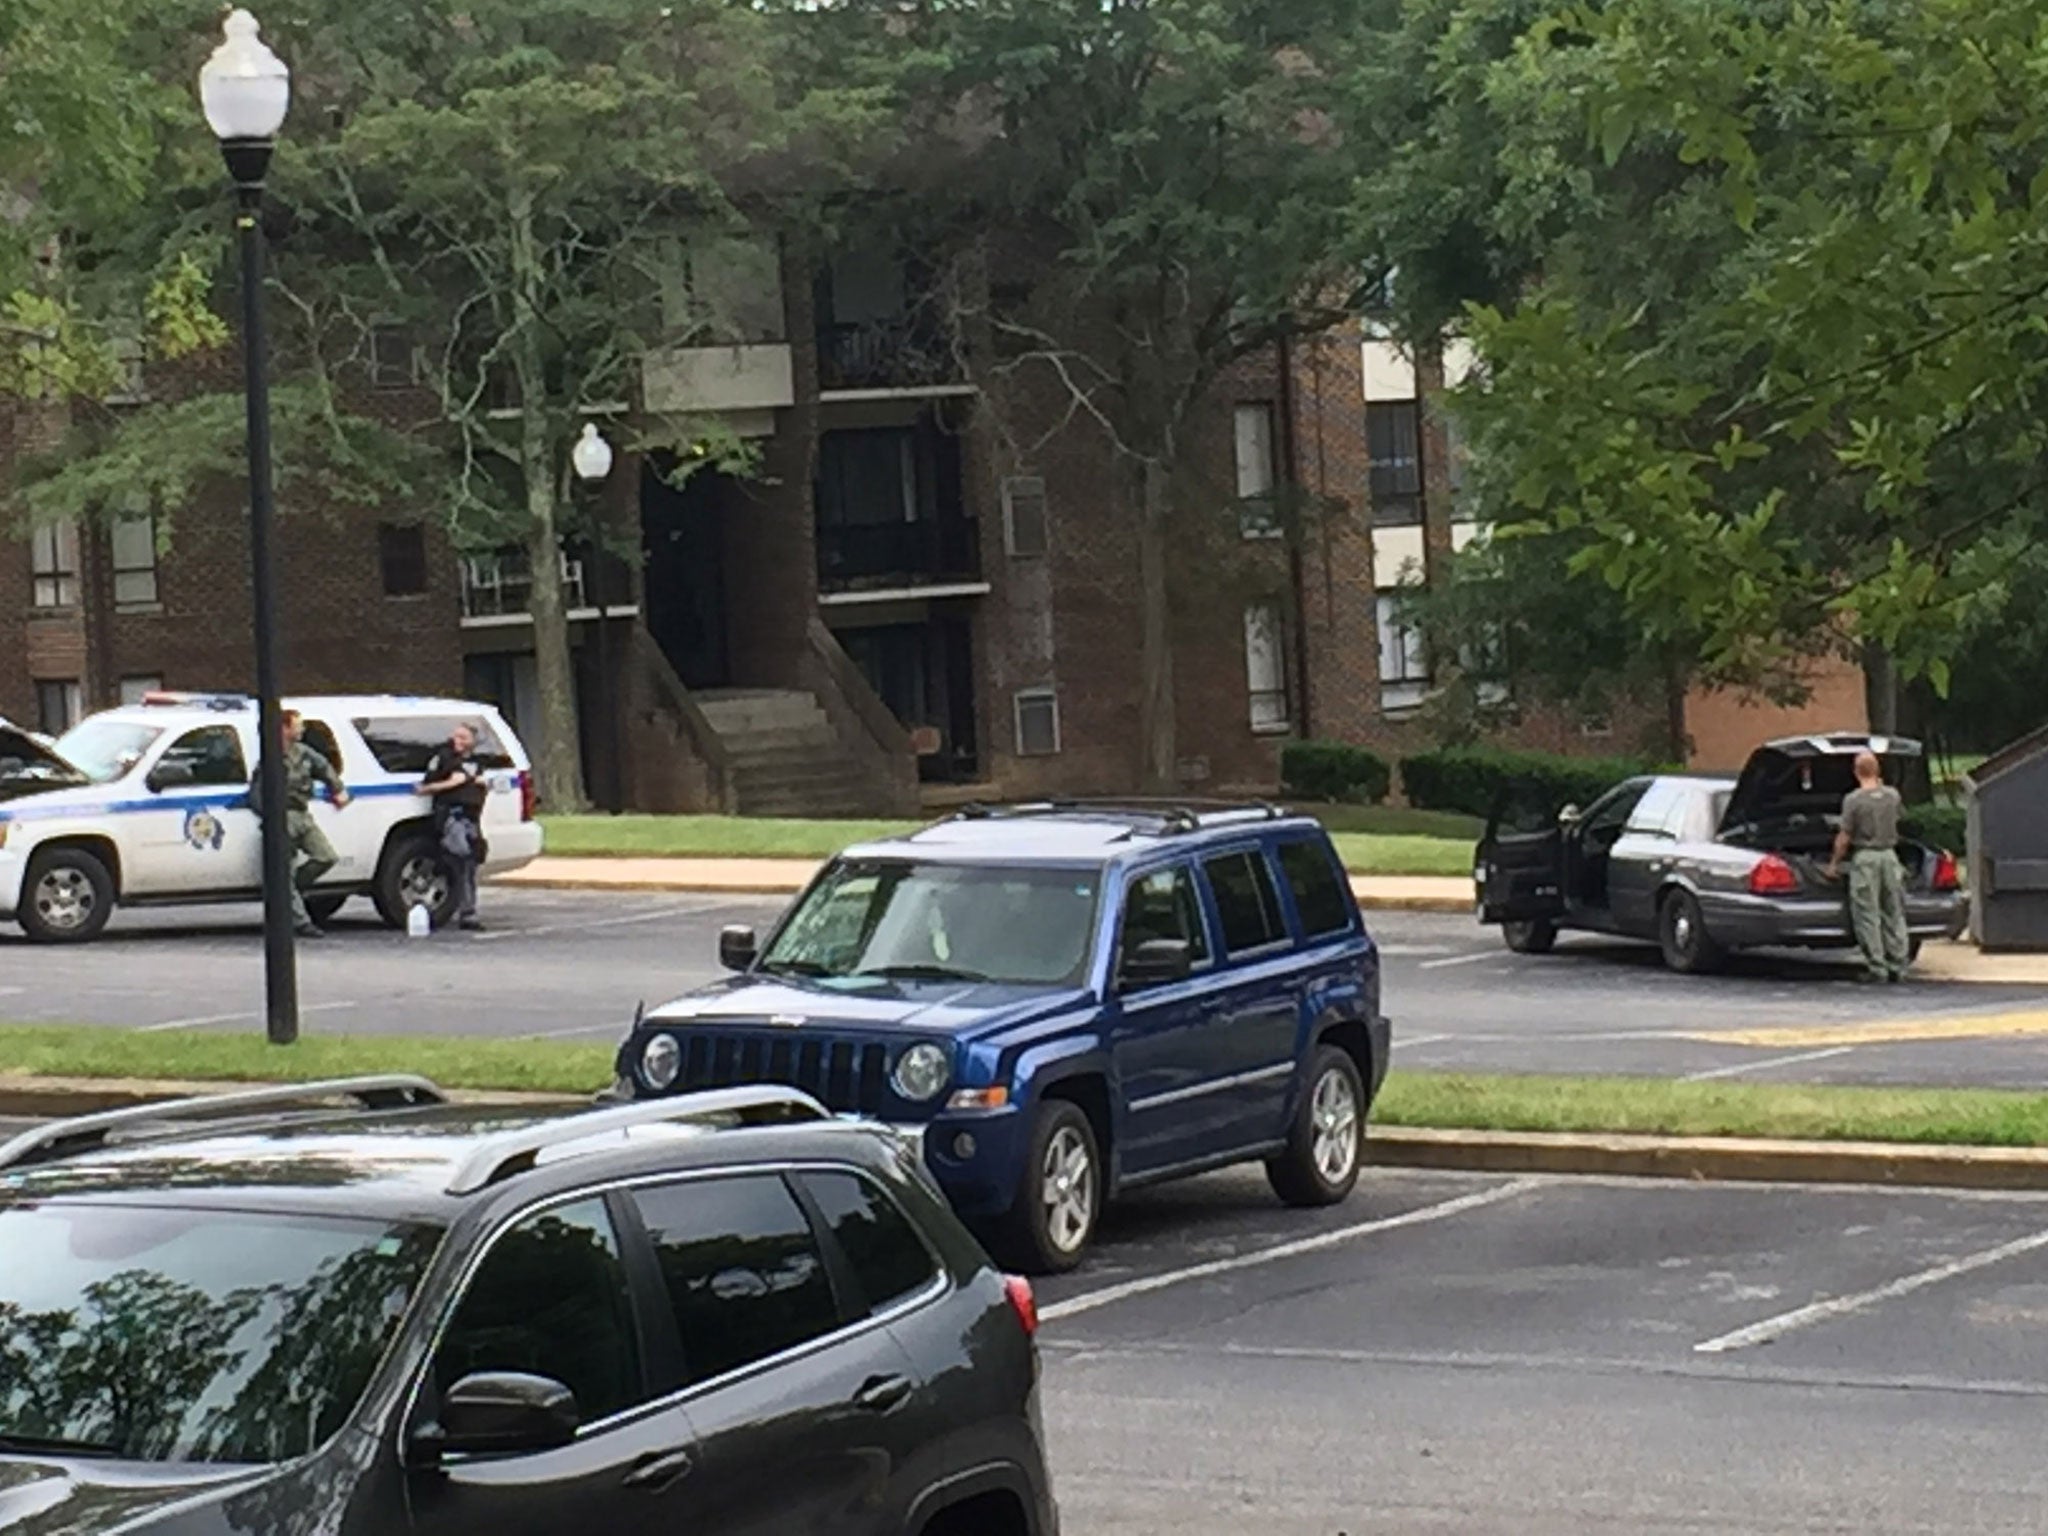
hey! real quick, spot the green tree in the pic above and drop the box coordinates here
[1457,0,2048,729]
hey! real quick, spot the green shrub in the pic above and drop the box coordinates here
[1903,803,1968,854]
[1280,740,1393,804]
[1400,747,1658,821]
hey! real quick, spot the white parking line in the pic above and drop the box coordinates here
[1694,1226,2048,1354]
[1041,1178,1540,1324]
[1397,1032,1458,1050]
[1683,1046,1855,1082]
[1377,944,1454,958]
[523,1022,631,1040]
[473,902,719,942]
[1417,951,1500,971]
[140,1000,358,1033]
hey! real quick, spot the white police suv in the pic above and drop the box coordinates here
[0,692,544,942]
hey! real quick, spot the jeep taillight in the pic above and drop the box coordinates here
[1749,854,1799,896]
[1933,849,1960,892]
[518,770,536,822]
[1004,1274,1039,1338]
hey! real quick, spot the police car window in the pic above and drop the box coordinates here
[353,715,509,773]
[161,726,247,787]
[1119,865,1209,979]
[299,720,343,772]
[1624,781,1686,835]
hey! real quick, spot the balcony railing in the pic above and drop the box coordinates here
[816,318,964,393]
[460,550,586,620]
[817,518,979,592]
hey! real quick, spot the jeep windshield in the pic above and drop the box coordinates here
[49,719,164,784]
[761,859,1099,987]
[0,1202,440,1465]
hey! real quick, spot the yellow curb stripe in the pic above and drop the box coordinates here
[1689,1009,2048,1049]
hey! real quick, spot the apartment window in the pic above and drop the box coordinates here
[30,519,81,609]
[1377,590,1428,713]
[1581,712,1615,738]
[34,680,82,736]
[369,322,416,389]
[1367,400,1423,526]
[119,676,163,705]
[1014,688,1060,756]
[1244,602,1292,734]
[1234,402,1280,539]
[1002,476,1048,559]
[378,523,429,598]
[110,508,158,609]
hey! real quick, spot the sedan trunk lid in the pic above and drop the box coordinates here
[1718,733,1922,838]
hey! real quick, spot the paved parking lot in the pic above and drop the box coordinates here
[1036,1168,2048,1534]
[8,891,2048,1087]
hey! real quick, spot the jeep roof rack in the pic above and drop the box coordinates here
[0,1075,448,1174]
[443,1086,831,1195]
[948,798,1290,836]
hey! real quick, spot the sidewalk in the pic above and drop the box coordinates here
[493,857,2048,984]
[495,857,1477,912]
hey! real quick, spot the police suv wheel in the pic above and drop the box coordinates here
[373,834,454,929]
[1267,1045,1365,1208]
[20,847,115,944]
[993,1100,1101,1275]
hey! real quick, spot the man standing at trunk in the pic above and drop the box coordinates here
[421,722,489,931]
[1827,750,1910,983]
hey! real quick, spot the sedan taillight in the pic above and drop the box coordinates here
[1932,849,1960,892]
[1749,854,1800,896]
[1004,1274,1039,1338]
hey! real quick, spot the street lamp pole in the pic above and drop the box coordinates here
[201,11,297,1045]
[572,425,618,811]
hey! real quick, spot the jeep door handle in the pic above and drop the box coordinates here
[853,1374,913,1414]
[623,1447,695,1493]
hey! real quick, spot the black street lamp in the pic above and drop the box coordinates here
[201,10,298,1045]
[572,425,619,811]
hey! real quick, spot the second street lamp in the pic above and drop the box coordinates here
[573,425,620,811]
[200,9,298,1045]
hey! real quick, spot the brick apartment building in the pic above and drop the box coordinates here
[2,248,1856,815]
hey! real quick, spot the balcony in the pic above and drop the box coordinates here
[816,317,966,395]
[459,548,641,627]
[816,517,980,595]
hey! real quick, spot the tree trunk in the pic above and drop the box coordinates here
[1863,642,1899,735]
[1137,451,1177,792]
[509,187,588,812]
[1662,651,1690,766]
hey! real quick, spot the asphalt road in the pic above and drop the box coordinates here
[7,889,2048,1086]
[1035,1167,2048,1534]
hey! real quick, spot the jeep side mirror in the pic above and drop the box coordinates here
[1122,938,1193,989]
[719,925,758,971]
[410,1372,579,1465]
[147,760,195,792]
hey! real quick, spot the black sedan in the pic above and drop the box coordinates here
[1475,733,1964,973]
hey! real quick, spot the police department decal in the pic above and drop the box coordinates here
[183,807,225,851]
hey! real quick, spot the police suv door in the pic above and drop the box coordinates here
[125,720,262,896]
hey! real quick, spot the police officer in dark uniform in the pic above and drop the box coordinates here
[421,722,489,931]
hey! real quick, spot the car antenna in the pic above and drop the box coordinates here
[631,1000,645,1030]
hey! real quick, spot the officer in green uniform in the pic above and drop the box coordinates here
[1826,749,1910,983]
[253,710,351,938]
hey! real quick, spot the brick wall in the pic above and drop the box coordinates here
[1686,657,1869,771]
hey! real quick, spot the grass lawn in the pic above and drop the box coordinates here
[6,1024,2047,1148]
[543,804,1480,877]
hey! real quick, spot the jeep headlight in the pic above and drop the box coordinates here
[891,1042,950,1102]
[639,1033,681,1091]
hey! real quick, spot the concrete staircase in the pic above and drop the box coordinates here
[696,689,895,818]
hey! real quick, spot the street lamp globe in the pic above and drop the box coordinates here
[200,10,291,144]
[573,423,615,484]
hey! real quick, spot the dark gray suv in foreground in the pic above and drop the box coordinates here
[0,1077,1055,1536]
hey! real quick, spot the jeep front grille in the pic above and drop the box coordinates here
[670,1030,892,1117]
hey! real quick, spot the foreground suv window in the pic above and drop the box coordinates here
[761,860,1099,986]
[799,1170,938,1315]
[631,1176,841,1386]
[0,1202,439,1464]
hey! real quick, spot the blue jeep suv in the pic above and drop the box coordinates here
[614,803,1391,1272]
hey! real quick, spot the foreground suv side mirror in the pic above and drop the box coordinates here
[146,760,196,792]
[1558,804,1583,825]
[719,925,758,971]
[411,1372,579,1464]
[1121,938,1193,989]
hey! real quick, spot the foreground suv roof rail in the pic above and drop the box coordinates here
[950,798,1288,835]
[443,1085,832,1195]
[0,1074,449,1174]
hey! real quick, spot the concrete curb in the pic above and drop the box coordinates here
[1368,1125,2048,1192]
[6,1079,2048,1195]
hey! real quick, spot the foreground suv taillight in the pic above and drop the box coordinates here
[1933,849,1960,892]
[518,770,536,822]
[1748,854,1800,896]
[1004,1274,1039,1338]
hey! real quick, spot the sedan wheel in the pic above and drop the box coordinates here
[1659,889,1724,975]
